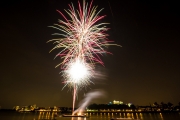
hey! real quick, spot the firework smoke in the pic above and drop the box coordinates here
[73,89,106,115]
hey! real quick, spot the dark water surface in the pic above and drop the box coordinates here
[0,111,180,120]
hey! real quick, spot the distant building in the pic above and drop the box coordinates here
[128,103,132,107]
[13,106,20,111]
[32,104,36,109]
[113,100,123,105]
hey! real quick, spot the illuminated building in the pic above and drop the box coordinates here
[113,100,123,105]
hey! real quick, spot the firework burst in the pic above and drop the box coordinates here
[48,0,118,113]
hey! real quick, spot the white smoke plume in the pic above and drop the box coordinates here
[73,89,106,115]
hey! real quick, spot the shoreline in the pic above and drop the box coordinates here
[0,109,179,114]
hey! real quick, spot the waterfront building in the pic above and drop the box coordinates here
[113,100,123,105]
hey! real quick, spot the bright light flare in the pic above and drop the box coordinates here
[61,58,94,90]
[66,59,90,84]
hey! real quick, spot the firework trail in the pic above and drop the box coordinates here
[48,0,118,113]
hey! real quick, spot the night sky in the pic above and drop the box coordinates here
[0,0,180,109]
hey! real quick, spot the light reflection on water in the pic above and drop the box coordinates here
[159,113,163,120]
[0,111,180,120]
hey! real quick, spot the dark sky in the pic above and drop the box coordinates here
[0,0,180,109]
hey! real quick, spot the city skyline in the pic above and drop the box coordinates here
[2,99,180,110]
[0,0,180,109]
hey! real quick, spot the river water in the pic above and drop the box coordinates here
[0,111,180,120]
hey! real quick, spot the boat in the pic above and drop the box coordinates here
[62,114,88,117]
[111,118,140,120]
